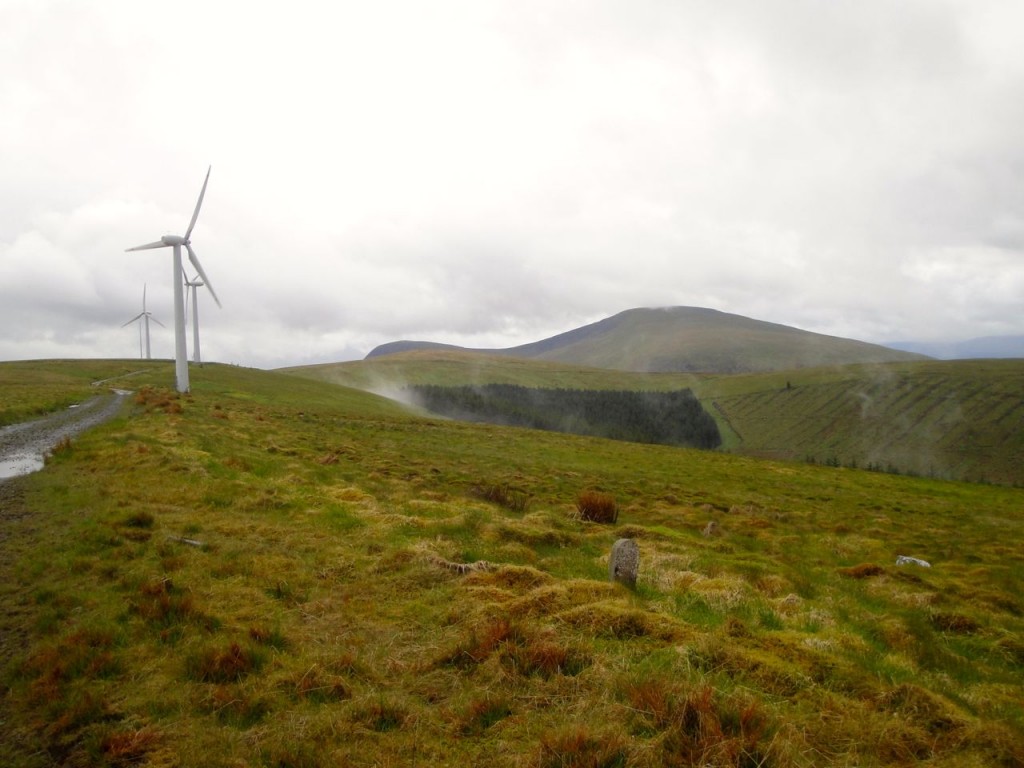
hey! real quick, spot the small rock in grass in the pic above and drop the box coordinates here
[896,555,931,568]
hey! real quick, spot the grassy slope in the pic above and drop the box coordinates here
[367,307,925,374]
[283,350,709,393]
[1,361,1023,767]
[0,359,172,427]
[522,307,924,373]
[703,360,1024,484]
[286,353,1024,485]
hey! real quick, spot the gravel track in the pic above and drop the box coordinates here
[0,389,131,481]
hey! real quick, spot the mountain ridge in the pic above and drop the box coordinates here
[367,306,927,373]
[887,334,1024,360]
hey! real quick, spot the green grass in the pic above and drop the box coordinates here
[704,359,1024,483]
[281,348,711,394]
[0,359,172,426]
[0,360,1022,767]
[286,353,1024,485]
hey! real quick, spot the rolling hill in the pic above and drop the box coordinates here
[286,353,1024,485]
[367,306,927,373]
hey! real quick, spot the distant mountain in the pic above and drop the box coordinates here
[367,307,927,374]
[887,335,1024,360]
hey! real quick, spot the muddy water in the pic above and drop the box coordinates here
[0,453,44,480]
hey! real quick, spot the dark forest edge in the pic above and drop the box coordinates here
[405,384,722,450]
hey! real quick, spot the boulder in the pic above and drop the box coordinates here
[609,538,640,588]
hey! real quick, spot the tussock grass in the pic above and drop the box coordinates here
[471,481,531,512]
[537,725,630,768]
[575,489,619,523]
[620,679,775,767]
[455,693,513,735]
[1,360,1022,766]
[185,641,265,683]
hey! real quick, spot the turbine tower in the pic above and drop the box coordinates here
[126,167,221,392]
[122,284,164,359]
[184,273,205,364]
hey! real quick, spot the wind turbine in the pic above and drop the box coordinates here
[122,284,164,359]
[126,167,221,392]
[184,272,205,364]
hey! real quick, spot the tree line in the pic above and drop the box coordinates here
[406,384,722,450]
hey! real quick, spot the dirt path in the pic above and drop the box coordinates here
[0,389,132,481]
[0,387,131,588]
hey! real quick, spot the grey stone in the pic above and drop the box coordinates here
[896,555,931,568]
[609,538,640,588]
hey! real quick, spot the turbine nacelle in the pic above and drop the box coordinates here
[128,235,190,250]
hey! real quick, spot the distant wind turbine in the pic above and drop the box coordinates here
[184,272,205,364]
[126,167,221,392]
[122,284,164,359]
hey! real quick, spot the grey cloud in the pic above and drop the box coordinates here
[1,0,1022,367]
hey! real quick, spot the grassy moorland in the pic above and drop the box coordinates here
[0,359,170,427]
[287,353,1024,485]
[1,361,1023,767]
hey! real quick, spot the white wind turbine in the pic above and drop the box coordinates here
[184,272,205,364]
[127,167,221,392]
[122,284,164,359]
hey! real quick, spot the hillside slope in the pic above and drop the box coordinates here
[704,360,1024,484]
[367,307,927,373]
[287,354,1024,484]
[2,361,1023,766]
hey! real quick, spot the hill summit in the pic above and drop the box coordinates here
[367,306,926,373]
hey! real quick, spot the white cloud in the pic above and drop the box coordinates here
[1,0,1022,369]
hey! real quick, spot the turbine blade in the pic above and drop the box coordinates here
[126,240,168,252]
[184,165,211,241]
[149,314,166,328]
[186,244,221,308]
[143,284,147,311]
[122,313,144,327]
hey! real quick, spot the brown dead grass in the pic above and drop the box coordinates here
[838,563,886,579]
[575,489,619,524]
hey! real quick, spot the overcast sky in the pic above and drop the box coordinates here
[2,0,1022,369]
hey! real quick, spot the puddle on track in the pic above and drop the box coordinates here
[0,454,44,480]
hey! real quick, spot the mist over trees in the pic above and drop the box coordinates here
[407,384,721,450]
